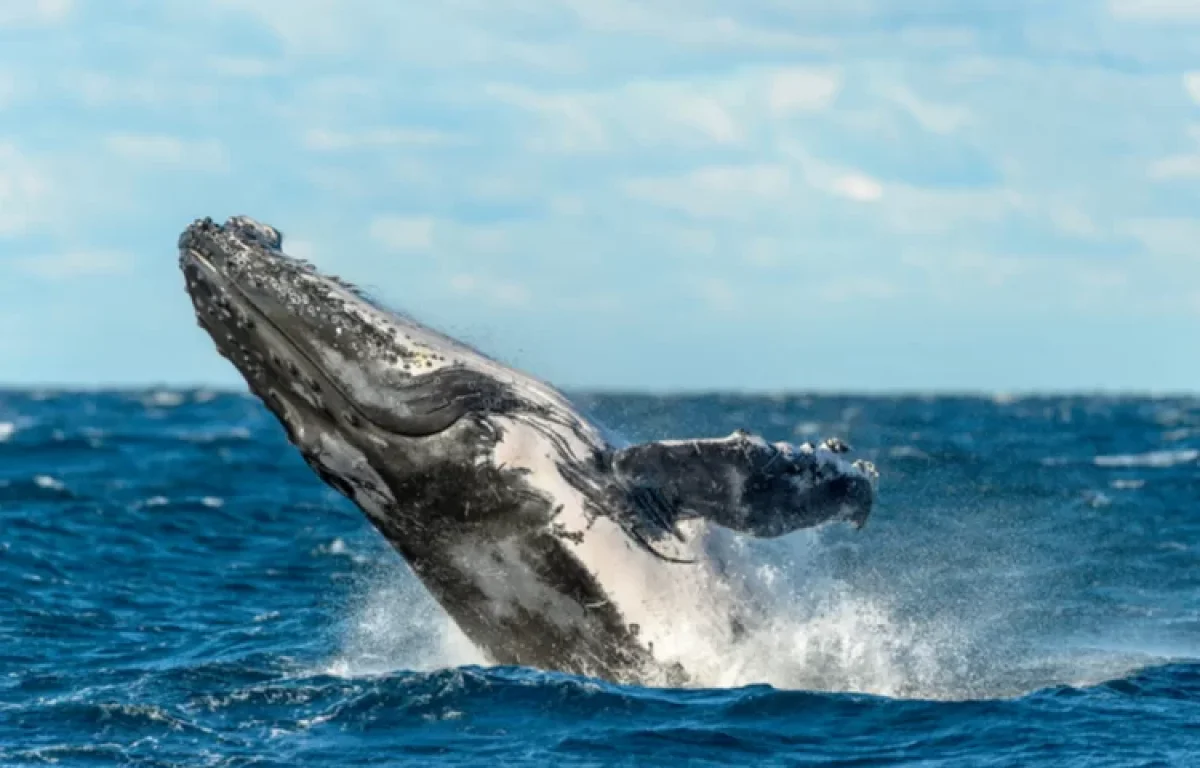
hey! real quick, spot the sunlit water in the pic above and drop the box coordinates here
[1,391,1197,766]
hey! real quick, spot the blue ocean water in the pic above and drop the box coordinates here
[1,390,1197,767]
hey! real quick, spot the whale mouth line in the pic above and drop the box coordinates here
[182,242,454,440]
[183,246,336,400]
[184,245,310,367]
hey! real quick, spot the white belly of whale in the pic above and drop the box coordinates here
[485,415,745,682]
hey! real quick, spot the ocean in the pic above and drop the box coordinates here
[1,390,1196,766]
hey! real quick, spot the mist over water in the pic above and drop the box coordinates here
[2,390,1197,765]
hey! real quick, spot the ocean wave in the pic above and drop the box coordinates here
[1093,450,1199,468]
[4,392,1199,766]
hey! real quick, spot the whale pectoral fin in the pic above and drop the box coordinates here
[611,430,878,538]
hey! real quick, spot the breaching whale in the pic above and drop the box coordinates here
[179,216,879,684]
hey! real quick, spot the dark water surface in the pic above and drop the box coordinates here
[1,391,1197,766]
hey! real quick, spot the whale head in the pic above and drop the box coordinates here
[178,217,554,443]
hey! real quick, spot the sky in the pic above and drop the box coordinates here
[0,0,1199,392]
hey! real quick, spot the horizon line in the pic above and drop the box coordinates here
[0,384,1196,399]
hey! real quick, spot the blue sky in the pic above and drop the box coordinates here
[1,0,1199,392]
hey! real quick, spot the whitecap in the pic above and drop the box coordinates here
[179,427,252,443]
[1110,479,1145,490]
[145,390,185,408]
[1093,449,1198,468]
[0,422,14,442]
[33,475,64,491]
[1161,428,1193,442]
[793,421,821,437]
[888,446,931,460]
[1040,456,1072,467]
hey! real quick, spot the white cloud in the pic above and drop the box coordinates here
[212,0,578,70]
[449,273,531,307]
[1109,0,1200,20]
[15,251,130,280]
[832,173,884,202]
[462,227,511,254]
[491,282,531,307]
[212,0,362,54]
[467,175,533,203]
[691,165,791,196]
[0,71,17,108]
[1149,153,1200,179]
[370,215,436,252]
[881,185,1025,235]
[818,276,899,303]
[903,250,1140,312]
[71,72,218,107]
[886,85,969,134]
[896,25,978,49]
[689,276,739,312]
[671,96,741,144]
[1121,217,1200,258]
[103,134,229,170]
[626,164,791,218]
[1185,72,1200,104]
[0,0,72,26]
[552,293,623,313]
[558,0,830,50]
[0,143,52,236]
[781,143,1024,229]
[485,84,609,152]
[549,196,586,217]
[487,67,839,153]
[768,69,842,115]
[303,128,460,151]
[666,227,718,257]
[208,56,286,78]
[904,251,1029,290]
[1048,206,1104,238]
[743,237,783,267]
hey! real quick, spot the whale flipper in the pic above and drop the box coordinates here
[611,430,877,538]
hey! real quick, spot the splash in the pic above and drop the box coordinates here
[622,528,979,699]
[322,528,975,698]
[686,581,972,699]
[321,553,483,679]
[323,527,1171,701]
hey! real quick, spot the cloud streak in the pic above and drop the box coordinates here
[0,0,1195,391]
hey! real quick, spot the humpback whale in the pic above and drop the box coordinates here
[179,216,879,684]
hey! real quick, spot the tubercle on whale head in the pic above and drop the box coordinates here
[178,215,529,443]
